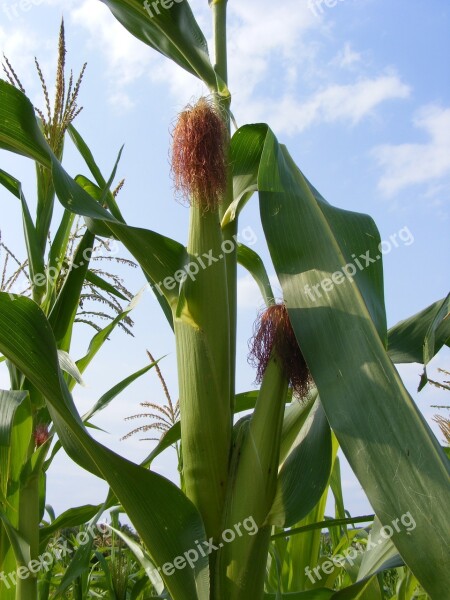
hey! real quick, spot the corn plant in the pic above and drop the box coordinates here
[0,23,152,600]
[0,2,449,600]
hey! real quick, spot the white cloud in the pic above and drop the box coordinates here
[331,42,362,69]
[70,1,155,85]
[257,73,410,136]
[373,105,450,196]
[44,0,411,134]
[0,24,43,87]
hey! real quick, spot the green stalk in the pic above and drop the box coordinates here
[42,209,75,314]
[174,206,231,544]
[16,472,39,599]
[211,0,238,408]
[215,356,289,599]
[35,164,56,256]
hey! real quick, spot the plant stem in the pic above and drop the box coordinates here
[215,356,289,598]
[211,0,228,90]
[175,206,231,542]
[16,472,40,599]
[211,0,237,412]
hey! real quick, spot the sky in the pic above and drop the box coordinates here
[0,0,449,522]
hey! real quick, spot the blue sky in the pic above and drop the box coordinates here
[0,0,449,519]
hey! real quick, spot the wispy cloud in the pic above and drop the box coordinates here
[372,105,450,196]
[62,0,411,134]
[256,73,410,135]
[0,0,413,135]
[331,42,362,69]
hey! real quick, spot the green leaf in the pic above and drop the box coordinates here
[76,147,125,223]
[254,125,450,598]
[106,524,165,594]
[48,230,95,350]
[0,81,184,324]
[271,515,375,541]
[0,511,31,567]
[83,359,158,422]
[44,209,75,311]
[237,243,275,307]
[93,549,117,599]
[52,533,95,598]
[0,169,46,302]
[357,518,402,581]
[222,123,269,227]
[58,351,85,387]
[98,0,220,90]
[268,399,333,528]
[142,421,181,468]
[424,302,449,366]
[0,293,208,600]
[0,390,29,446]
[68,125,106,188]
[0,389,32,585]
[388,297,450,364]
[0,84,51,167]
[39,505,103,550]
[419,294,450,389]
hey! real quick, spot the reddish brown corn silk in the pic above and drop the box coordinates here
[249,303,311,397]
[171,97,228,211]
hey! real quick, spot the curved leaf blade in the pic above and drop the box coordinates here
[99,0,219,89]
[0,293,208,600]
[237,243,275,307]
[388,296,450,364]
[268,399,332,528]
[0,81,184,322]
[251,124,450,597]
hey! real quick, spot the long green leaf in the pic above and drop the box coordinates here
[0,293,208,600]
[107,524,165,594]
[53,534,95,598]
[252,124,450,597]
[39,504,103,550]
[0,169,46,302]
[388,297,450,364]
[82,360,158,422]
[98,0,220,90]
[271,515,375,541]
[268,399,332,528]
[0,390,28,446]
[48,230,95,350]
[237,243,275,307]
[0,512,31,567]
[0,81,186,322]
